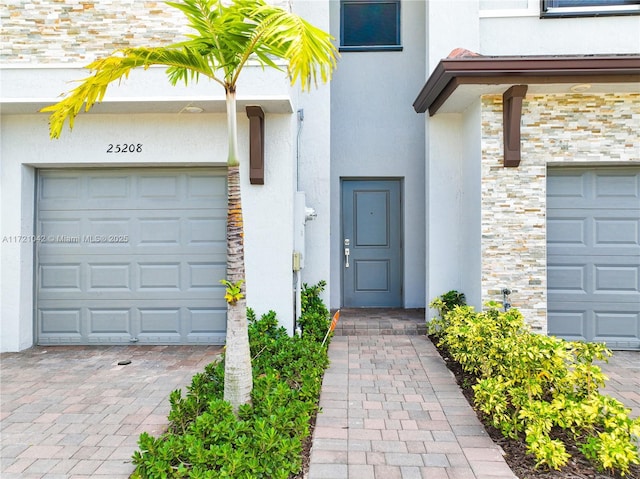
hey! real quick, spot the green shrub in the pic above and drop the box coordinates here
[430,295,640,476]
[298,280,331,343]
[132,282,331,478]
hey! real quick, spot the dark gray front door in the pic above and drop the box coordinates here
[342,179,402,307]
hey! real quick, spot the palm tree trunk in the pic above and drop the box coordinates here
[224,90,253,411]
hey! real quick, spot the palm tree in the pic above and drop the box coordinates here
[42,0,337,411]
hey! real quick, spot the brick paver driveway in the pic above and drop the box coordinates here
[0,345,222,478]
[600,350,640,419]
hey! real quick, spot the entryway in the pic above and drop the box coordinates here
[341,179,403,307]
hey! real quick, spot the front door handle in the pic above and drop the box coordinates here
[344,238,350,268]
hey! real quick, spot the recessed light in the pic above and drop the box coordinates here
[570,84,591,93]
[181,105,204,113]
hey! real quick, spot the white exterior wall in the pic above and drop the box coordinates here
[426,0,479,71]
[329,0,426,309]
[424,100,481,313]
[424,0,480,311]
[291,1,332,306]
[459,100,482,310]
[426,114,464,304]
[479,0,640,55]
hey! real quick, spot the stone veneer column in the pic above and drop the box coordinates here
[480,93,640,333]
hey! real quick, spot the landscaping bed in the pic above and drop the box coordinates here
[433,336,640,479]
[429,292,640,479]
[131,282,331,479]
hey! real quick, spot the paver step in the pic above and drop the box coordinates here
[332,309,427,337]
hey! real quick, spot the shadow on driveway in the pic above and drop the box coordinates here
[1,345,222,478]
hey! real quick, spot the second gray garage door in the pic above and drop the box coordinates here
[547,167,640,350]
[36,168,227,345]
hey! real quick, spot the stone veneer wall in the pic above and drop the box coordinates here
[481,93,640,332]
[1,0,288,64]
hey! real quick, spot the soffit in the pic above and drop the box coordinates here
[0,65,294,115]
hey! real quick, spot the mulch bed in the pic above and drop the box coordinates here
[429,335,640,479]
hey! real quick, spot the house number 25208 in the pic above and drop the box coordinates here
[107,144,143,153]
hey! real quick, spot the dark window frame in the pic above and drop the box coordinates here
[541,0,640,18]
[340,0,402,52]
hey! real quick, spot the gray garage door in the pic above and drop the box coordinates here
[36,169,227,345]
[547,167,640,350]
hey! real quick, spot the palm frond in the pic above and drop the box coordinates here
[230,1,338,91]
[41,46,221,138]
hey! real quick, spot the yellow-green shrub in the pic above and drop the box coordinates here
[429,298,640,476]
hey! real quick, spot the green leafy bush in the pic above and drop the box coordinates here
[429,295,640,476]
[132,282,331,478]
[297,280,330,343]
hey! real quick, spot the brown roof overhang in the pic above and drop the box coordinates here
[413,54,640,116]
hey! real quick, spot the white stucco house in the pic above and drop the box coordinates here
[1,0,639,352]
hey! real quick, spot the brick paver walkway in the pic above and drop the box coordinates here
[308,335,517,479]
[0,345,222,478]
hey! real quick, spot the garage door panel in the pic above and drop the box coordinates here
[139,308,181,333]
[189,308,227,333]
[88,175,130,199]
[547,217,587,246]
[547,263,587,293]
[139,218,182,245]
[40,263,82,291]
[189,218,227,245]
[40,309,82,335]
[139,262,181,290]
[595,218,639,246]
[40,176,82,201]
[38,218,84,241]
[547,310,588,341]
[547,173,585,200]
[547,167,640,350]
[595,173,640,201]
[88,263,131,291]
[187,175,227,199]
[36,169,228,345]
[594,310,640,342]
[89,309,132,334]
[594,265,639,293]
[189,263,226,289]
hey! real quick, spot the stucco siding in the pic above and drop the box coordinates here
[329,0,426,309]
[481,93,640,332]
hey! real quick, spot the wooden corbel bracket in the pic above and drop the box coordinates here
[502,85,528,167]
[246,106,265,184]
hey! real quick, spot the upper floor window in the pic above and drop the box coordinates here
[541,0,640,17]
[340,0,402,51]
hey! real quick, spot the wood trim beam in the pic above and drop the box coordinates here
[502,85,528,168]
[246,106,265,185]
